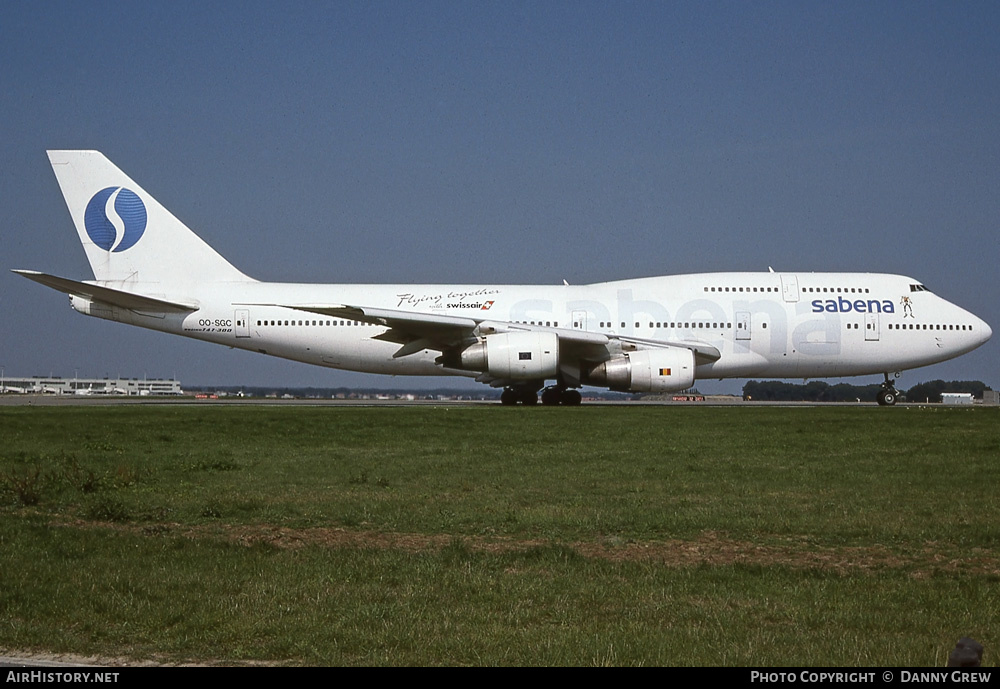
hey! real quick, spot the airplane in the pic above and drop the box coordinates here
[14,150,992,406]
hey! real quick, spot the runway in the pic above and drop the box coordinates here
[0,394,891,408]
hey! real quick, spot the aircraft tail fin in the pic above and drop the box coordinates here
[47,150,252,287]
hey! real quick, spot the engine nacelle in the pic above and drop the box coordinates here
[586,347,696,393]
[454,331,559,380]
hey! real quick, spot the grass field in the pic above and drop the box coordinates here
[1,403,997,666]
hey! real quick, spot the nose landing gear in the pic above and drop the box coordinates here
[877,373,899,406]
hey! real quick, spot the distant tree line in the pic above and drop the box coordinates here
[741,379,992,403]
[902,380,992,403]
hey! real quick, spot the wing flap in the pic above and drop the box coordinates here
[618,334,722,364]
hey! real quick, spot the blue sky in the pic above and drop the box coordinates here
[2,1,998,391]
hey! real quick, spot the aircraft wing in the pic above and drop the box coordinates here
[268,303,719,367]
[264,302,612,359]
[13,270,200,312]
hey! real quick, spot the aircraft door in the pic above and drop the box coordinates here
[235,309,250,338]
[865,312,880,341]
[780,274,800,303]
[571,310,588,330]
[736,312,751,341]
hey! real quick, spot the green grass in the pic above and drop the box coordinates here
[1,405,998,665]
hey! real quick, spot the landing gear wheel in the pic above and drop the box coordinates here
[502,386,571,406]
[877,373,899,406]
[560,389,582,406]
[877,389,897,406]
[539,386,583,405]
[541,388,562,406]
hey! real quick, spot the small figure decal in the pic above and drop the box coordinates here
[900,295,914,318]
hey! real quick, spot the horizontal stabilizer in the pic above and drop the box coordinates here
[13,270,200,312]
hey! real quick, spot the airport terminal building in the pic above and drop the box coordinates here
[0,376,183,396]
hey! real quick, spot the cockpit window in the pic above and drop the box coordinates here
[910,284,930,292]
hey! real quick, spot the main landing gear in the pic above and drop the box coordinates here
[877,373,899,407]
[500,386,582,406]
[500,388,536,405]
[542,386,582,406]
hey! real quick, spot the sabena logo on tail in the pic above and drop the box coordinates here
[84,187,147,252]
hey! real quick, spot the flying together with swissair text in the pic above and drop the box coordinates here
[15,151,992,405]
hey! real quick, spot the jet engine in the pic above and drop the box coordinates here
[447,331,559,380]
[585,347,696,392]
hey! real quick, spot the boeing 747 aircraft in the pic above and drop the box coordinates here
[15,151,992,405]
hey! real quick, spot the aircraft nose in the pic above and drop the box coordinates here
[979,318,993,345]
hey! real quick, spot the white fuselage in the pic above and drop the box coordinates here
[78,271,991,383]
